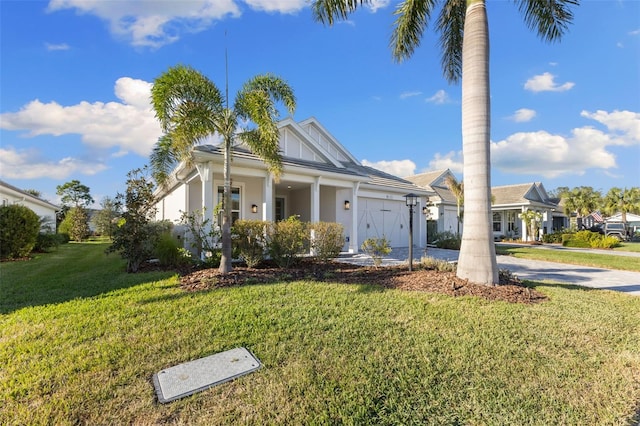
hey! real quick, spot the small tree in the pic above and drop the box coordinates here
[519,210,543,242]
[107,168,158,273]
[56,179,94,208]
[66,207,91,242]
[179,208,222,265]
[0,204,40,259]
[361,237,391,268]
[92,196,120,238]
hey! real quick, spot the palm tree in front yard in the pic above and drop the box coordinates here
[312,0,578,284]
[151,65,296,273]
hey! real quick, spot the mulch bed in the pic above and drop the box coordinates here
[179,260,547,304]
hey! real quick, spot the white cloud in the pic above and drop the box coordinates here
[243,0,307,13]
[426,90,450,104]
[509,108,536,123]
[427,151,463,174]
[629,28,640,36]
[400,91,422,100]
[367,0,391,12]
[46,0,308,48]
[362,159,416,177]
[0,146,108,180]
[524,72,574,92]
[491,109,639,178]
[45,42,70,51]
[0,77,161,156]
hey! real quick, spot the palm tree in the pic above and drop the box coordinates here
[151,65,296,273]
[444,175,463,236]
[602,187,640,225]
[561,186,601,228]
[312,0,578,285]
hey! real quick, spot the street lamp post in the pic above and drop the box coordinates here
[422,206,429,252]
[404,193,418,271]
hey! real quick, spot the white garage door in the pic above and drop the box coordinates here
[357,198,411,247]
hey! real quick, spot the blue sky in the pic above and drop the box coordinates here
[1,0,639,207]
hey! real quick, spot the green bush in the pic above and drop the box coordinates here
[34,233,61,252]
[361,237,391,268]
[310,221,345,262]
[232,220,268,268]
[0,204,40,260]
[542,230,571,244]
[155,233,192,268]
[420,256,456,272]
[563,230,619,249]
[59,207,91,242]
[432,231,461,250]
[56,233,71,244]
[266,216,307,268]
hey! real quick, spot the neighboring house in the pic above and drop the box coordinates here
[606,212,640,237]
[491,182,562,240]
[154,117,432,252]
[404,169,461,238]
[0,179,60,231]
[406,171,567,241]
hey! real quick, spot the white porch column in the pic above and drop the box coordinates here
[311,176,320,223]
[195,161,214,258]
[520,206,528,241]
[262,173,273,222]
[349,182,359,253]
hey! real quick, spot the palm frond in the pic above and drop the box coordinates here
[391,0,436,63]
[311,0,369,25]
[151,65,224,133]
[436,0,465,83]
[516,0,579,42]
[149,134,179,188]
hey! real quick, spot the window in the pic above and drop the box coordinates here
[492,212,502,232]
[506,211,517,233]
[217,186,240,225]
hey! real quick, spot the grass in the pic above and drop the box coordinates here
[1,243,640,425]
[495,245,640,272]
[614,241,640,253]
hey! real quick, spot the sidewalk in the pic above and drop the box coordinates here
[337,246,640,297]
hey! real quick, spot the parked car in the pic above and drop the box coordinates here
[588,223,604,234]
[604,222,629,241]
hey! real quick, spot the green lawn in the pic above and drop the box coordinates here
[1,243,640,425]
[495,244,640,272]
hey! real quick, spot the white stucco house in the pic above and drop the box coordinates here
[0,180,60,231]
[154,117,432,252]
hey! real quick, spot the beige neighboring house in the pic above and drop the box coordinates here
[0,180,60,231]
[406,170,566,241]
[154,117,432,252]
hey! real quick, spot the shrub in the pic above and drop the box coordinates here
[432,231,461,250]
[155,233,192,268]
[361,237,391,268]
[266,216,307,268]
[563,230,620,249]
[34,232,60,252]
[232,220,268,268]
[542,230,571,244]
[420,256,456,272]
[310,221,345,262]
[179,208,222,262]
[0,204,40,260]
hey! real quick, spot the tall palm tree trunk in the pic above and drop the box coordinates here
[219,137,233,274]
[456,0,498,285]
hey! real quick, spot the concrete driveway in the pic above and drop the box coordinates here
[340,246,640,297]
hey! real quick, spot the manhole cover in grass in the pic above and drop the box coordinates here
[153,347,261,403]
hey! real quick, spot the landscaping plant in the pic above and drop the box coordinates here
[309,221,345,262]
[0,204,40,259]
[361,237,391,268]
[266,216,307,268]
[232,219,268,268]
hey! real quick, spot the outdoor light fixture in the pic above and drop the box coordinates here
[251,204,258,214]
[344,200,350,210]
[422,206,428,215]
[404,193,419,271]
